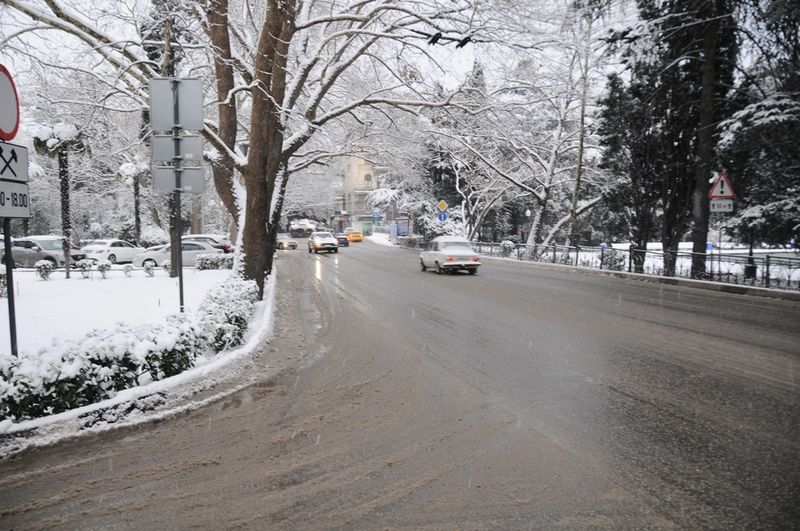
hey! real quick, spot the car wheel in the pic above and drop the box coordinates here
[314,249,318,254]
[46,257,58,267]
[435,261,442,275]
[420,259,427,272]
[108,254,117,264]
[468,268,477,275]
[333,249,338,253]
[144,259,156,267]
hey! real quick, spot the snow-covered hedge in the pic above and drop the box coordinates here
[197,276,259,351]
[35,260,54,281]
[196,253,234,270]
[0,272,6,297]
[0,274,260,421]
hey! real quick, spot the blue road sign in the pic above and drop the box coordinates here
[437,212,447,222]
[372,210,381,220]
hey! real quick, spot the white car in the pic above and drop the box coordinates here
[307,231,339,254]
[132,241,222,267]
[81,239,145,264]
[420,236,481,275]
[182,234,232,253]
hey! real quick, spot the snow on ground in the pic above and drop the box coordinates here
[0,267,229,356]
[367,232,396,247]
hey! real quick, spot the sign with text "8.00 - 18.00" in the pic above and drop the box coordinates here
[0,64,30,219]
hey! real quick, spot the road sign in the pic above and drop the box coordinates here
[0,65,20,141]
[709,172,735,199]
[0,142,28,182]
[437,200,448,211]
[151,135,203,162]
[372,210,381,220]
[0,180,31,218]
[710,199,734,213]
[149,78,204,131]
[437,212,447,222]
[152,166,206,194]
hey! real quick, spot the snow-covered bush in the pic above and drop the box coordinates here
[123,264,133,277]
[96,260,112,279]
[0,272,6,297]
[76,259,93,279]
[0,315,205,421]
[34,260,54,281]
[197,276,259,352]
[500,240,516,257]
[601,249,625,271]
[195,253,234,270]
[143,262,155,277]
[0,273,261,421]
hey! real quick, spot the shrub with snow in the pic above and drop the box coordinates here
[123,264,133,277]
[500,240,516,257]
[96,260,112,279]
[195,253,234,270]
[76,259,93,279]
[197,276,259,352]
[0,273,261,422]
[0,272,6,297]
[34,260,54,281]
[162,261,171,273]
[143,262,155,277]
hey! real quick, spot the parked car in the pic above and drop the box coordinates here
[182,234,233,253]
[277,233,298,250]
[420,236,481,275]
[308,231,338,254]
[0,236,86,268]
[334,233,350,247]
[80,239,145,264]
[132,241,222,267]
[347,231,363,242]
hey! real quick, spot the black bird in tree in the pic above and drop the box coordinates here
[455,36,471,48]
[427,32,442,45]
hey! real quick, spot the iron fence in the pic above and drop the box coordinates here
[440,240,799,291]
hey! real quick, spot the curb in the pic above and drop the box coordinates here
[480,255,800,303]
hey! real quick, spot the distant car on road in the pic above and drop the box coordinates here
[420,236,481,275]
[277,233,298,250]
[1,236,85,268]
[308,231,338,254]
[347,231,363,242]
[334,233,350,247]
[133,241,222,267]
[81,239,144,264]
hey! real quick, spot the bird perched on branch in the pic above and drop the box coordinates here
[455,36,471,48]
[427,32,442,45]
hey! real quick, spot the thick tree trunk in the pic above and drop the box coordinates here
[207,0,240,229]
[690,5,719,278]
[58,148,71,278]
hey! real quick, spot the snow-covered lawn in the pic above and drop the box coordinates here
[367,232,396,247]
[0,267,230,356]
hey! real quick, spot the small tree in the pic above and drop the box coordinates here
[33,123,87,278]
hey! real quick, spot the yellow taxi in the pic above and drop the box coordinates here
[347,231,363,242]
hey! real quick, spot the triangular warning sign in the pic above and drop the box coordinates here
[709,171,736,199]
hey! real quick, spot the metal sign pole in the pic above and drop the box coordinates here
[172,79,185,313]
[3,218,17,356]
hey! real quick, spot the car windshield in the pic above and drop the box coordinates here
[277,233,292,240]
[314,232,333,238]
[35,239,63,250]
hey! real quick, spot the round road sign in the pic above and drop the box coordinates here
[0,65,20,141]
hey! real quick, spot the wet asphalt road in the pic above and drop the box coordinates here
[1,239,798,529]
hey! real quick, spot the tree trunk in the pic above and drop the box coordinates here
[133,172,141,245]
[690,5,719,278]
[206,0,240,227]
[191,194,202,233]
[58,148,71,278]
[568,23,592,246]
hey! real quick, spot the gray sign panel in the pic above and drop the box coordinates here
[0,180,31,218]
[152,166,206,194]
[149,78,204,131]
[0,142,28,182]
[710,199,734,213]
[151,135,204,162]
